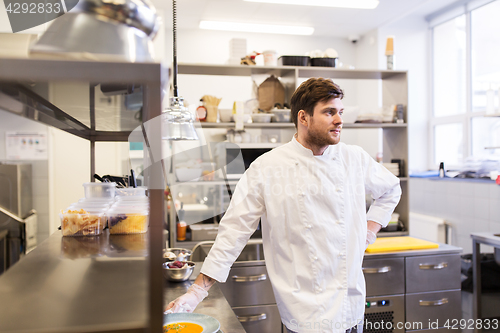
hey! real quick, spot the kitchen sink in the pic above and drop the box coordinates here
[191,240,264,263]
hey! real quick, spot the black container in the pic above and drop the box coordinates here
[278,56,310,66]
[310,57,338,67]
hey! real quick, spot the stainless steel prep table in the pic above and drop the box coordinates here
[164,273,246,333]
[470,232,500,332]
[0,230,149,333]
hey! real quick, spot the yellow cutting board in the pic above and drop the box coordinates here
[366,236,439,253]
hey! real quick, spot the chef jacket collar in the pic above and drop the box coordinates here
[291,134,335,158]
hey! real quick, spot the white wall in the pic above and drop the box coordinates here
[377,16,430,173]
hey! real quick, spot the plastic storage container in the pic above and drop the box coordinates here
[115,187,147,198]
[271,109,291,122]
[68,204,109,229]
[278,56,310,66]
[83,182,116,199]
[310,57,338,67]
[60,209,104,236]
[107,206,149,234]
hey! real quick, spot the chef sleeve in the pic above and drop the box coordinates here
[358,147,402,228]
[200,159,265,282]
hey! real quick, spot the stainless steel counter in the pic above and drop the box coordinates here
[0,231,149,333]
[470,232,500,331]
[164,275,246,333]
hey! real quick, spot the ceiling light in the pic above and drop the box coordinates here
[199,21,314,35]
[244,0,379,9]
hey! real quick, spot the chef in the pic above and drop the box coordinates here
[166,78,402,333]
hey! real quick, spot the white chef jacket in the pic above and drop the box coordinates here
[201,136,401,333]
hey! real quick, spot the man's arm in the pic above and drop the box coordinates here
[195,273,217,291]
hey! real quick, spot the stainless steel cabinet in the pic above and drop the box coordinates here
[363,246,462,333]
[363,258,405,297]
[219,264,283,333]
[405,254,461,293]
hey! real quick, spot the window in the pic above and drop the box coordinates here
[431,0,500,168]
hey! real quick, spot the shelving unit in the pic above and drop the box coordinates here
[168,63,409,246]
[0,58,165,333]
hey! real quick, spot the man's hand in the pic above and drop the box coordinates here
[366,220,382,248]
[165,274,215,313]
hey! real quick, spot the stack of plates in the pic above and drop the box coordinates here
[382,163,400,177]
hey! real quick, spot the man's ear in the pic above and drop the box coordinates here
[298,110,308,126]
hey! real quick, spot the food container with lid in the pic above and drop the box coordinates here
[60,209,104,236]
[83,182,116,199]
[107,206,149,234]
[271,109,291,122]
[68,204,109,229]
[115,186,147,198]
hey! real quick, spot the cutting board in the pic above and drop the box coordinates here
[366,236,439,253]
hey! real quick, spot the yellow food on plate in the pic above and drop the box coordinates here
[163,322,203,333]
[60,209,102,236]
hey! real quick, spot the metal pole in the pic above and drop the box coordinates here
[472,238,481,333]
[90,84,96,181]
[143,81,164,333]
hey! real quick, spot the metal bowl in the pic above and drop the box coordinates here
[163,261,195,282]
[163,248,192,262]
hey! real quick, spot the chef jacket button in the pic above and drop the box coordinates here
[336,220,342,224]
[311,255,318,261]
[336,187,342,192]
[305,224,312,229]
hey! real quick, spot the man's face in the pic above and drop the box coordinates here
[305,98,344,146]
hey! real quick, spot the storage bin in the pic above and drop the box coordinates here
[60,209,104,236]
[310,57,338,67]
[278,55,310,66]
[107,206,149,234]
[83,182,116,199]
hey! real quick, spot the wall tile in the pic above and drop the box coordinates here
[488,199,500,224]
[459,181,476,198]
[489,221,500,234]
[447,181,461,197]
[473,197,489,221]
[424,192,437,215]
[488,184,500,200]
[473,183,490,199]
[459,195,475,219]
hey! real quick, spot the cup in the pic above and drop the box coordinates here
[263,50,278,66]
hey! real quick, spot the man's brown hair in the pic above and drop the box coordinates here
[290,78,344,128]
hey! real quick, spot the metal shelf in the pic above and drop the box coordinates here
[198,122,407,129]
[0,57,165,333]
[178,63,407,80]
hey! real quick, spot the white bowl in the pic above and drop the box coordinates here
[251,113,274,123]
[175,168,202,182]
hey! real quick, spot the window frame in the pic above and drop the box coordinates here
[429,0,497,170]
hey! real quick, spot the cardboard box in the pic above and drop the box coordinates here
[258,75,285,112]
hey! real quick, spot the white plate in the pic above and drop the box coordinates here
[163,313,220,333]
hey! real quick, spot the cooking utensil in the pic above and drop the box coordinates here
[163,313,220,333]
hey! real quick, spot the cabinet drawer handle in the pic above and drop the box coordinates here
[419,262,448,270]
[237,313,267,322]
[362,266,391,274]
[232,273,267,282]
[419,298,448,306]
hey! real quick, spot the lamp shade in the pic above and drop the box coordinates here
[163,97,199,141]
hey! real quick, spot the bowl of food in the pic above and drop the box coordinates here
[163,313,220,333]
[163,261,195,282]
[163,248,192,262]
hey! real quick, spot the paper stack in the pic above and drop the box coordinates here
[382,163,400,177]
